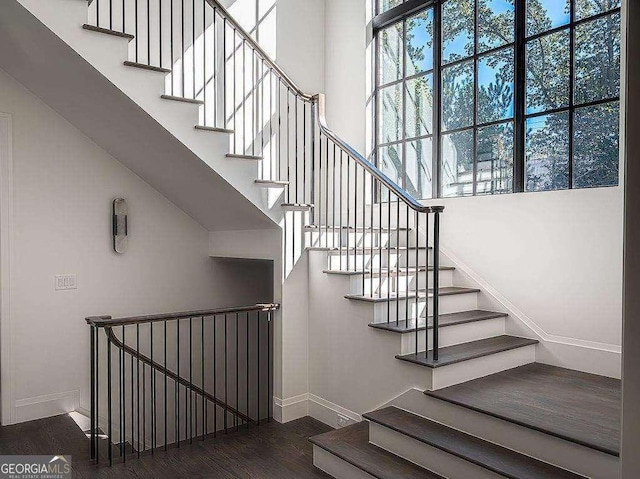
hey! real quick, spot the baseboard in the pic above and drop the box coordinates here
[14,389,79,424]
[273,393,362,429]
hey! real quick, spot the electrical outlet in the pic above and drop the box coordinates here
[337,414,350,428]
[55,274,77,291]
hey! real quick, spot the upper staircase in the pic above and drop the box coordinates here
[2,0,621,477]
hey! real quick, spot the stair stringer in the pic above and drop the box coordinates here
[2,0,281,231]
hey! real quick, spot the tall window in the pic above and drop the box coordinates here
[374,0,621,198]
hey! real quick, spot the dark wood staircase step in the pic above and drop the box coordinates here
[309,422,444,479]
[345,286,480,303]
[195,125,234,134]
[369,309,507,333]
[160,94,205,105]
[255,179,289,187]
[82,24,134,40]
[123,61,171,73]
[396,335,538,368]
[281,203,314,211]
[363,407,586,479]
[324,265,454,276]
[226,153,263,160]
[425,363,621,456]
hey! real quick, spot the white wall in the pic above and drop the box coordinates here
[324,1,624,361]
[0,68,271,425]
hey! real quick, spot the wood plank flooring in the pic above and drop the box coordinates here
[0,414,332,478]
[426,363,621,455]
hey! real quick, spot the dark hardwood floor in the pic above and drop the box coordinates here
[0,414,332,478]
[426,363,621,456]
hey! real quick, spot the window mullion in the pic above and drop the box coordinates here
[569,0,576,189]
[473,0,479,196]
[514,0,526,192]
[402,19,408,191]
[433,1,442,199]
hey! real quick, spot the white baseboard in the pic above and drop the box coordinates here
[273,393,362,429]
[14,390,79,424]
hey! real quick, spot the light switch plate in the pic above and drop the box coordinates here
[55,274,77,291]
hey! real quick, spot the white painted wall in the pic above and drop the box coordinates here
[0,68,272,424]
[324,1,624,357]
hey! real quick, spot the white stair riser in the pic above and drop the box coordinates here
[369,422,502,479]
[430,345,536,390]
[327,249,432,269]
[312,445,377,479]
[389,389,620,479]
[399,317,506,355]
[307,231,416,249]
[371,293,478,323]
[349,270,455,295]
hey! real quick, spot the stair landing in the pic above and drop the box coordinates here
[425,362,621,456]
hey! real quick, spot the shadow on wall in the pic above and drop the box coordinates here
[212,257,275,305]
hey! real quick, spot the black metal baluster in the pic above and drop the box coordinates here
[202,316,205,440]
[164,320,167,451]
[202,0,206,120]
[142,333,146,455]
[420,212,426,356]
[122,0,125,32]
[243,40,246,154]
[295,96,299,204]
[396,198,400,325]
[108,330,112,466]
[170,0,173,95]
[181,0,185,96]
[96,0,100,28]
[235,312,239,431]
[95,326,100,463]
[130,325,134,456]
[192,0,195,98]
[246,312,250,424]
[433,207,442,362]
[287,88,291,203]
[213,314,217,437]
[224,314,228,433]
[346,155,350,270]
[370,174,374,297]
[257,311,260,425]
[147,0,150,65]
[121,325,125,461]
[137,324,140,458]
[325,136,329,248]
[378,183,383,300]
[362,168,366,294]
[339,149,343,267]
[135,0,139,63]
[90,326,95,459]
[110,0,113,29]
[233,29,237,152]
[303,102,307,206]
[151,322,155,454]
[405,205,410,324]
[159,0,162,69]
[189,317,193,443]
[176,319,180,447]
[212,7,217,126]
[387,189,391,323]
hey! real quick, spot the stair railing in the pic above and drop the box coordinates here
[87,303,278,466]
[85,0,443,358]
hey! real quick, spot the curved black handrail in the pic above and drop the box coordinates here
[104,326,253,423]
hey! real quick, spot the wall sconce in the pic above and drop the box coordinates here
[112,198,128,254]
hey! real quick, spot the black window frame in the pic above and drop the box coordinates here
[372,0,622,198]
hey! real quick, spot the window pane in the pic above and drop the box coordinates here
[478,48,515,124]
[575,13,621,104]
[576,0,620,21]
[379,84,403,144]
[477,122,514,194]
[526,0,570,37]
[478,0,515,53]
[442,60,474,131]
[526,30,570,114]
[406,74,434,139]
[525,112,570,191]
[442,0,474,64]
[573,102,619,188]
[442,129,474,197]
[406,139,433,199]
[406,9,434,76]
[379,23,404,85]
[379,0,403,14]
[378,144,403,188]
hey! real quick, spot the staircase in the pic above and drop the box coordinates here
[2,0,621,477]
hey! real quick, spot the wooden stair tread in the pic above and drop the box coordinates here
[161,95,205,105]
[324,265,453,276]
[281,203,314,210]
[123,61,171,73]
[82,24,134,40]
[304,225,411,232]
[309,422,443,479]
[345,286,480,303]
[255,179,289,187]
[196,125,234,134]
[226,153,263,160]
[396,335,538,368]
[369,309,507,333]
[425,363,621,456]
[363,407,586,479]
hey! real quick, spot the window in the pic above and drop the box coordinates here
[374,0,621,198]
